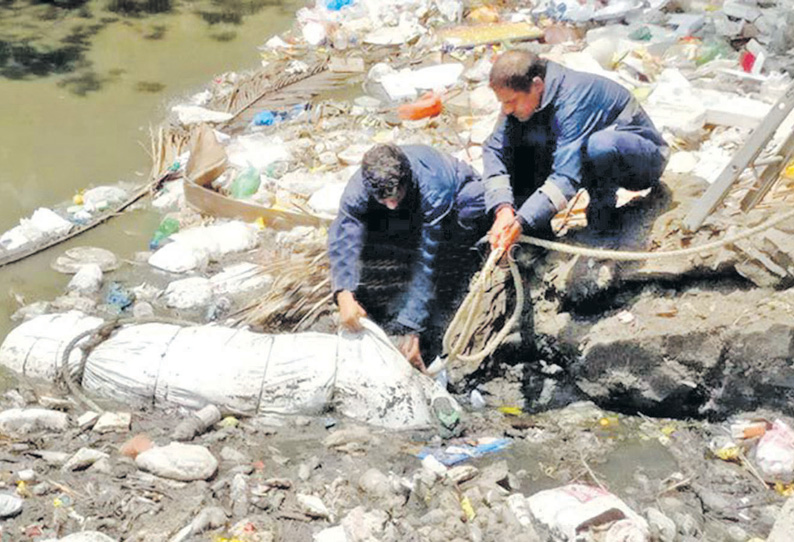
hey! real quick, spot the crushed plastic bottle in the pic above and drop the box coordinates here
[173,404,222,441]
[149,217,180,250]
[229,167,261,199]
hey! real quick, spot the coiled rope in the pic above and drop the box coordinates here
[439,207,794,372]
[59,316,195,412]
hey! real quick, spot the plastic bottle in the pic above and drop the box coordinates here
[230,167,261,199]
[149,217,180,250]
[172,404,222,441]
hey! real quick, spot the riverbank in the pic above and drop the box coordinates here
[2,0,794,540]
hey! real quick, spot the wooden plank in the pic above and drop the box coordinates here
[740,128,794,211]
[683,81,794,232]
[183,180,330,230]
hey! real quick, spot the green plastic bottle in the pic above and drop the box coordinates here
[230,166,261,199]
[149,217,180,250]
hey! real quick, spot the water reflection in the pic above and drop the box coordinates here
[0,0,299,339]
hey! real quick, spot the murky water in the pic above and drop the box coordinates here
[0,0,302,340]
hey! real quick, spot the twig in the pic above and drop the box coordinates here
[579,451,607,492]
[657,476,693,496]
[738,449,769,491]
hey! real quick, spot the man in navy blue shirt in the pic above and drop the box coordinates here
[483,50,669,250]
[329,144,486,370]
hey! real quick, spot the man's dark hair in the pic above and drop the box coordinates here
[489,50,548,92]
[361,144,412,200]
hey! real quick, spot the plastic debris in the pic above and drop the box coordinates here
[416,437,512,466]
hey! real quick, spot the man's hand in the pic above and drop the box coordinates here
[489,206,522,251]
[399,334,427,373]
[337,290,366,331]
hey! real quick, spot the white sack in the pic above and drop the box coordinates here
[0,311,103,380]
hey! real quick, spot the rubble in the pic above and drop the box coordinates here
[2,0,794,539]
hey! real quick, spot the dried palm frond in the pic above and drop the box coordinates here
[232,243,334,332]
[149,123,191,180]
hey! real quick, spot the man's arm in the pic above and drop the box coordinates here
[482,115,516,214]
[328,180,369,331]
[395,220,444,334]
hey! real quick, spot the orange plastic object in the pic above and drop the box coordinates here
[467,5,500,23]
[119,434,154,459]
[398,92,443,120]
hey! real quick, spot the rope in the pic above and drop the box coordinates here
[59,316,196,412]
[438,207,794,373]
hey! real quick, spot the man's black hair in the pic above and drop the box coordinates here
[489,50,548,92]
[361,144,412,200]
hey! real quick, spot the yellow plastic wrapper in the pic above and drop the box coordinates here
[460,496,476,521]
[714,445,740,462]
[775,481,794,497]
[498,406,523,416]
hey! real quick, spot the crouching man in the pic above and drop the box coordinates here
[329,144,486,371]
[484,50,669,250]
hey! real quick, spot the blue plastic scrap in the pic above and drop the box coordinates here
[416,437,512,466]
[326,0,353,11]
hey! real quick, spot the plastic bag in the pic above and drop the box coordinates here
[754,419,794,483]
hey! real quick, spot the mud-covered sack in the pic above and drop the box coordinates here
[336,319,452,429]
[0,313,458,429]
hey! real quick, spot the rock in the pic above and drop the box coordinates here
[358,468,392,498]
[220,446,249,464]
[34,450,70,467]
[42,532,117,542]
[52,247,120,274]
[341,507,389,541]
[449,465,479,485]
[768,497,794,542]
[17,469,36,482]
[63,448,109,471]
[163,277,214,310]
[93,412,131,433]
[191,506,228,534]
[0,408,69,436]
[119,434,154,459]
[88,457,113,475]
[298,493,332,520]
[422,455,448,478]
[132,301,155,318]
[314,526,347,542]
[0,493,23,518]
[323,426,374,451]
[67,264,103,294]
[78,411,100,430]
[645,507,676,542]
[136,443,218,481]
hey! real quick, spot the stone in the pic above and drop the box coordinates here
[191,506,228,534]
[17,469,36,482]
[67,264,103,294]
[645,507,676,542]
[0,408,69,436]
[449,465,479,485]
[768,497,794,542]
[341,507,389,541]
[163,277,214,310]
[63,448,109,471]
[93,412,131,433]
[220,446,249,464]
[313,526,347,542]
[42,532,117,542]
[51,247,120,274]
[136,443,218,481]
[77,411,100,430]
[298,493,332,520]
[359,468,392,498]
[88,457,113,475]
[0,493,23,518]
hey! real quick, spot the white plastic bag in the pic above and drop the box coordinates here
[754,419,794,483]
[526,484,650,541]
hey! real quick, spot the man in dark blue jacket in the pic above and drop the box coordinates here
[483,50,669,250]
[329,144,486,370]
